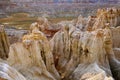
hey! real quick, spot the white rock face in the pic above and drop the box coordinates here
[7,28,60,80]
[0,8,120,80]
[70,63,113,80]
[50,8,120,80]
[50,22,113,79]
[0,61,26,80]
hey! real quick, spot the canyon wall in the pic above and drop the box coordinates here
[0,8,120,80]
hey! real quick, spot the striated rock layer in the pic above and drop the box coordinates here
[0,25,10,59]
[50,8,120,80]
[50,24,113,80]
[0,61,26,80]
[7,27,60,80]
[0,8,120,80]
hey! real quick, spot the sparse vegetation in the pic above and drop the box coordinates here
[0,13,74,29]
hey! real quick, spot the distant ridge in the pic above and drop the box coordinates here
[8,0,119,4]
[0,0,120,18]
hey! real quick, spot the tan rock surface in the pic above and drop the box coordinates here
[7,28,60,80]
[0,8,120,80]
[0,61,26,80]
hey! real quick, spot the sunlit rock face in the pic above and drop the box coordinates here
[50,8,120,80]
[7,27,60,80]
[93,8,120,30]
[50,23,113,80]
[103,26,120,80]
[0,25,25,80]
[70,63,113,80]
[85,16,97,31]
[70,27,113,80]
[0,8,120,80]
[0,61,26,80]
[50,24,78,78]
[75,15,88,31]
[0,25,10,59]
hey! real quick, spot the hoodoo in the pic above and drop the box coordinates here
[0,8,120,80]
[7,24,60,80]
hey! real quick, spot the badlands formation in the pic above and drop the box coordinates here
[0,8,120,80]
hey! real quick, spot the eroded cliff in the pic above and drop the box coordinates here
[0,8,120,80]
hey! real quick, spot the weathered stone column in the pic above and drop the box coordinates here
[0,25,9,59]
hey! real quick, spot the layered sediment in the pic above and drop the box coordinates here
[0,8,120,80]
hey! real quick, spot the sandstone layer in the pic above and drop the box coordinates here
[0,8,120,80]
